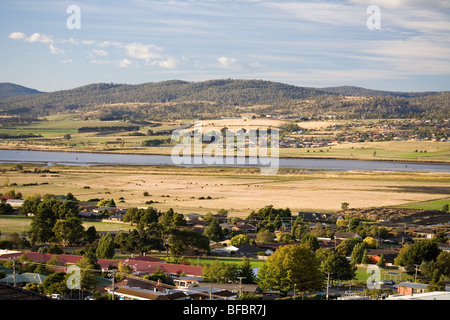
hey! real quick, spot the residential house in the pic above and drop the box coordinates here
[226,243,262,257]
[0,251,120,272]
[110,285,189,300]
[334,231,361,241]
[299,212,334,222]
[395,282,450,295]
[0,283,52,300]
[5,199,24,207]
[231,224,257,234]
[0,272,46,286]
[120,259,203,279]
[413,228,436,239]
[366,249,400,266]
[173,276,202,288]
[438,242,450,252]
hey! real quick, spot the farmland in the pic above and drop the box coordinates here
[1,163,449,217]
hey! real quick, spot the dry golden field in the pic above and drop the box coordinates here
[1,164,448,218]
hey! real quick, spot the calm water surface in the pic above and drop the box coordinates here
[0,149,449,173]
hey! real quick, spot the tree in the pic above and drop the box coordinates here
[143,267,174,285]
[257,244,324,293]
[363,236,379,249]
[256,229,274,243]
[96,232,115,259]
[202,260,238,283]
[336,238,361,257]
[123,223,165,255]
[97,199,116,208]
[42,272,69,295]
[204,218,223,242]
[77,247,101,292]
[217,208,228,217]
[321,250,356,284]
[0,202,15,215]
[341,202,350,211]
[20,194,42,216]
[158,208,186,228]
[52,217,85,247]
[85,226,98,243]
[29,200,57,244]
[301,233,320,251]
[394,240,441,268]
[169,229,209,255]
[238,257,255,284]
[350,242,368,265]
[230,234,254,246]
[247,205,291,220]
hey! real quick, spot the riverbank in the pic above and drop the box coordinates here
[0,148,449,173]
[1,140,449,164]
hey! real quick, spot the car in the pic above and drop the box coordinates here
[383,280,395,285]
[344,291,354,295]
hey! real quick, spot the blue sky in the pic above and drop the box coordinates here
[1,0,449,92]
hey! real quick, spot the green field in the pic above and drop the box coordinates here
[393,198,450,210]
[1,115,449,162]
[280,140,450,162]
[0,215,32,234]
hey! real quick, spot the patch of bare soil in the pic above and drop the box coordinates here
[342,207,450,225]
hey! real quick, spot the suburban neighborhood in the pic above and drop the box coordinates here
[1,191,450,302]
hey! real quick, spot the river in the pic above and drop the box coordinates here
[0,149,448,173]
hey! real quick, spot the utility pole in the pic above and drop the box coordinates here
[10,257,19,287]
[293,283,296,300]
[237,277,245,298]
[108,270,117,300]
[414,264,420,283]
[326,272,331,300]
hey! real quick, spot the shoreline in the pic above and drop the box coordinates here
[0,145,449,165]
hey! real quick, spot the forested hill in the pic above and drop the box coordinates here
[0,79,448,120]
[315,85,439,98]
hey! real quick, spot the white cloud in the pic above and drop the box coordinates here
[8,32,25,40]
[49,44,64,55]
[61,59,73,64]
[92,49,108,57]
[349,0,450,10]
[117,58,132,68]
[124,42,162,63]
[9,32,64,55]
[217,56,241,69]
[153,57,179,69]
[25,33,53,44]
[82,40,96,45]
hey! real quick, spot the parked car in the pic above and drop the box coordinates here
[383,280,395,285]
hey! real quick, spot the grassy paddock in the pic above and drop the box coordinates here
[1,163,449,216]
[0,215,32,234]
[393,198,450,210]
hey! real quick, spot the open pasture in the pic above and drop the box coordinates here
[1,164,448,217]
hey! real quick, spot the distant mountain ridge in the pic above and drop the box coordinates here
[0,82,44,99]
[314,85,439,98]
[0,79,448,119]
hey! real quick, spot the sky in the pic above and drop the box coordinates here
[1,0,449,93]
